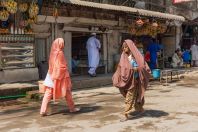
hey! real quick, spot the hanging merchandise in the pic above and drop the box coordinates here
[0,10,9,21]
[10,24,14,34]
[19,3,28,12]
[129,19,167,37]
[1,1,7,7]
[19,20,28,27]
[0,0,7,7]
[136,19,144,27]
[53,2,59,18]
[28,17,37,24]
[6,0,17,14]
[24,25,33,34]
[152,22,158,28]
[53,8,58,18]
[29,3,39,18]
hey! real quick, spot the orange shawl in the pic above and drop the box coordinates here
[112,39,151,100]
[48,38,71,100]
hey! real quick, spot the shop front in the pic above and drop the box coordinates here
[1,0,186,83]
[35,8,117,76]
[36,0,185,74]
[0,0,39,83]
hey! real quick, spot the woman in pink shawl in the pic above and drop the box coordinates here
[40,38,79,116]
[112,39,151,121]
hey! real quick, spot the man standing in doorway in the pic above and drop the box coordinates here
[190,41,198,67]
[86,33,101,77]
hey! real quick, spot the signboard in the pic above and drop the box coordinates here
[173,0,194,4]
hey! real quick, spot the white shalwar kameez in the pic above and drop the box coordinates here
[86,36,101,75]
[190,44,198,66]
[171,53,183,68]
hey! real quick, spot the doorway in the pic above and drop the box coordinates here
[71,32,104,75]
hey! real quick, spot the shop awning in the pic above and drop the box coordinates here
[60,0,185,22]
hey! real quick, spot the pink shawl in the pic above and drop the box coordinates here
[48,38,71,100]
[112,39,151,99]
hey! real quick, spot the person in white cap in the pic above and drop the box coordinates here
[190,41,198,67]
[86,33,101,77]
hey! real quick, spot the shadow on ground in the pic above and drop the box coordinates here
[129,109,169,120]
[177,83,197,87]
[49,104,101,116]
[0,105,40,120]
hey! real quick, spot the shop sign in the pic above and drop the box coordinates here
[173,0,194,4]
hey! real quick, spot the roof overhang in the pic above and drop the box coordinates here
[60,0,185,22]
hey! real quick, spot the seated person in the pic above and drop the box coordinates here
[171,49,183,68]
[72,55,80,73]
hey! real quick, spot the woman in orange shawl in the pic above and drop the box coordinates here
[40,38,79,116]
[112,39,151,121]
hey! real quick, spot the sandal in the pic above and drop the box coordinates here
[69,108,80,113]
[120,114,128,122]
[40,113,48,117]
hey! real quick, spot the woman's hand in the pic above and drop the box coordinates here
[133,67,138,71]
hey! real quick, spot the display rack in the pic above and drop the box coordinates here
[0,34,35,69]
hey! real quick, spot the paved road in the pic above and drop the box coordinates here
[0,73,198,132]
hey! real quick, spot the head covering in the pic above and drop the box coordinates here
[48,38,65,75]
[124,39,145,69]
[91,32,96,36]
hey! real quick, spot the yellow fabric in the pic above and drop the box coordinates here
[124,80,144,115]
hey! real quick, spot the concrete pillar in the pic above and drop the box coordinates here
[35,39,46,63]
[107,30,120,72]
[46,36,52,60]
[55,24,64,38]
[51,23,55,41]
[161,26,177,58]
[103,34,108,73]
[55,23,58,38]
[176,26,182,49]
[64,32,72,73]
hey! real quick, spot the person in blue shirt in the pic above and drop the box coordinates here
[147,38,161,70]
[72,55,80,73]
[182,49,190,64]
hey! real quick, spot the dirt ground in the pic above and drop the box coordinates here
[0,71,198,132]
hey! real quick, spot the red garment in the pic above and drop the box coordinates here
[48,38,72,101]
[145,51,150,62]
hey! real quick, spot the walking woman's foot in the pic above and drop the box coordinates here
[138,108,145,115]
[132,109,145,117]
[69,108,80,113]
[120,114,128,122]
[40,113,48,117]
